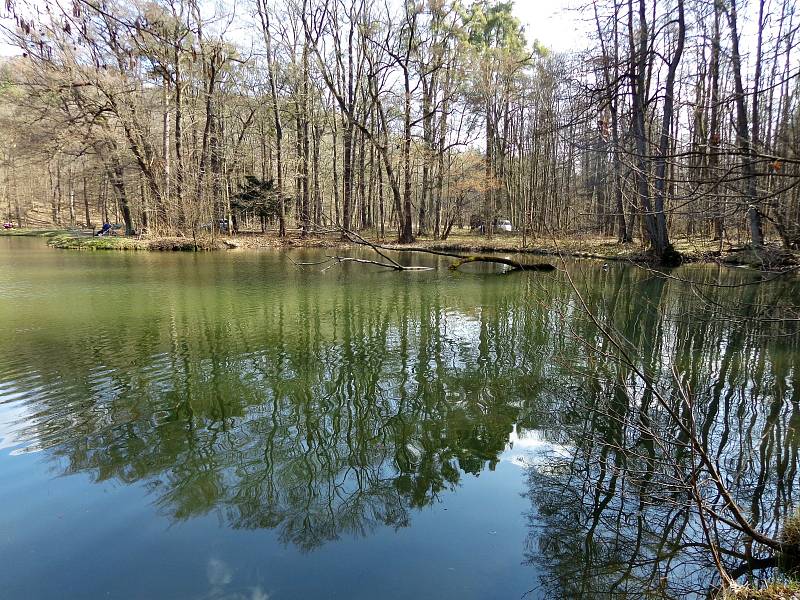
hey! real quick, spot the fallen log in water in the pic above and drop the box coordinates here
[288,254,434,271]
[447,256,557,272]
[291,226,557,274]
[339,230,556,273]
[326,256,434,271]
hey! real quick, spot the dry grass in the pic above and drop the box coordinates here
[224,233,350,250]
[391,232,695,263]
[390,232,800,268]
[720,582,800,600]
[716,512,800,600]
[784,511,800,548]
[145,236,225,251]
[722,245,800,270]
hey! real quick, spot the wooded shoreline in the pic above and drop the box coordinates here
[5,229,798,270]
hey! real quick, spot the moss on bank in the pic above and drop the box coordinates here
[47,234,148,250]
[48,234,226,251]
[0,228,69,238]
[0,230,224,251]
[5,229,337,252]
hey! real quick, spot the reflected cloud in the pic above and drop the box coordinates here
[204,557,271,600]
[500,425,571,468]
[207,558,233,587]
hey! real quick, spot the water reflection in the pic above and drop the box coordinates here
[1,255,549,554]
[0,246,798,596]
[525,265,800,598]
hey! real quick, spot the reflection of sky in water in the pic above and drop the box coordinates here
[205,557,270,600]
[441,310,482,372]
[374,308,486,384]
[0,402,28,450]
[0,239,796,599]
[500,425,571,468]
[442,308,482,346]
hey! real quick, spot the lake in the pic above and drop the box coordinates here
[0,236,798,599]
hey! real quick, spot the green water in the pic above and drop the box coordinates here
[0,236,798,599]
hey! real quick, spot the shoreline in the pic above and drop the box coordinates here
[3,228,798,270]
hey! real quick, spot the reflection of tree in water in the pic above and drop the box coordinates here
[5,258,798,589]
[8,269,550,552]
[525,266,800,598]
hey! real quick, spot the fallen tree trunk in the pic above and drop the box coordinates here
[338,229,556,273]
[447,256,556,272]
[299,225,557,274]
[289,254,433,271]
[326,256,433,271]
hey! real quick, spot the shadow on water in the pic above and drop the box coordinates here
[1,239,799,597]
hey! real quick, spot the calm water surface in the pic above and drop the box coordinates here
[0,236,798,599]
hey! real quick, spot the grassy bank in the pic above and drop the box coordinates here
[48,234,231,251]
[220,230,800,268]
[0,228,70,238]
[720,581,800,599]
[0,229,226,251]
[3,228,351,252]
[4,228,798,269]
[48,233,150,250]
[390,235,799,269]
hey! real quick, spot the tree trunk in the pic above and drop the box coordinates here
[110,157,134,235]
[651,0,684,263]
[728,0,764,246]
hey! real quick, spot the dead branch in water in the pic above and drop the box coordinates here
[287,256,333,267]
[326,256,433,271]
[290,223,556,273]
[447,256,557,272]
[340,230,556,271]
[288,253,433,271]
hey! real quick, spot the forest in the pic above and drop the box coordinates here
[0,0,799,264]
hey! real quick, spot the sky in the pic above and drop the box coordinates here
[0,0,587,58]
[514,0,589,53]
[0,32,15,57]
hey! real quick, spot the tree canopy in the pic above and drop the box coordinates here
[0,0,798,261]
